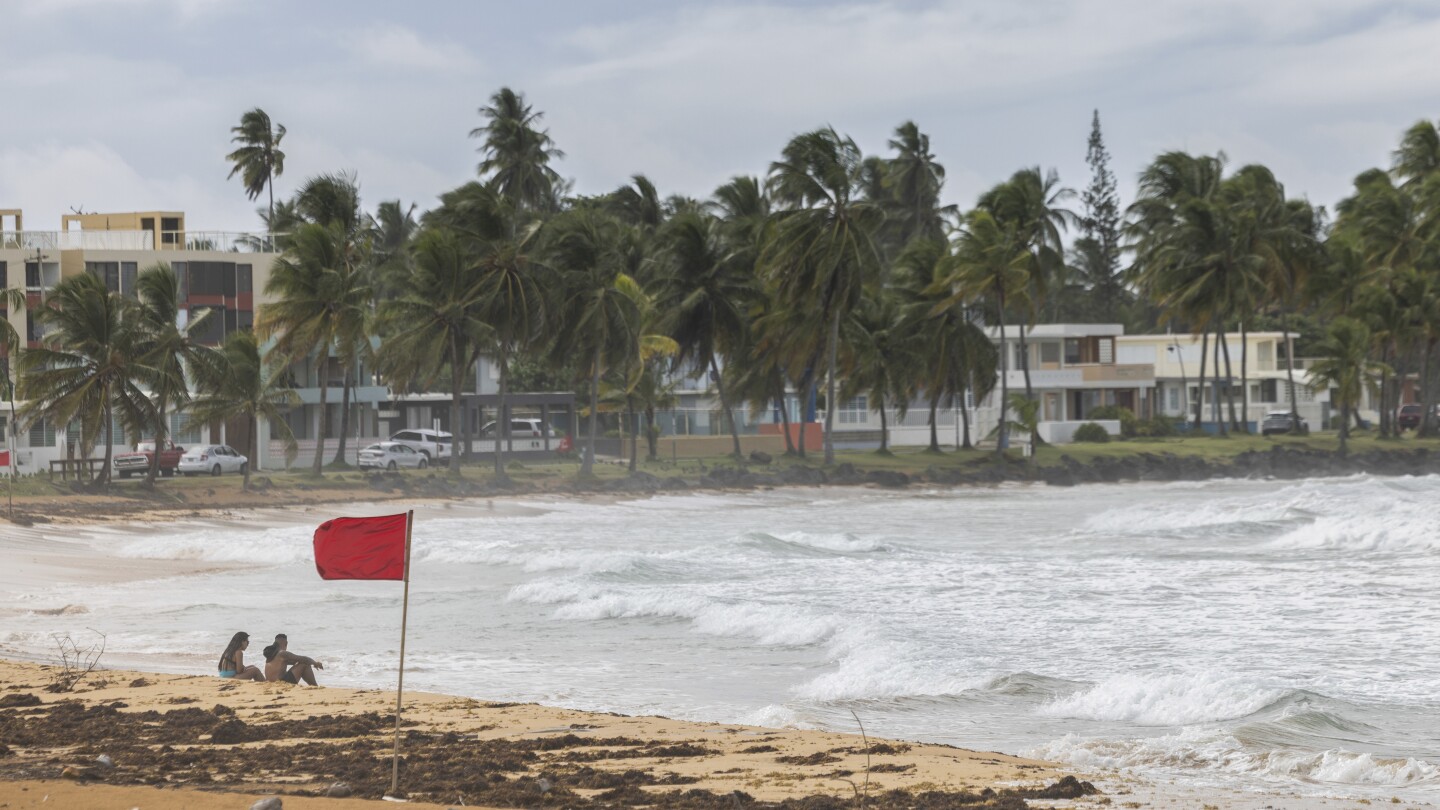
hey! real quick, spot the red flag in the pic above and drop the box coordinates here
[313,513,409,580]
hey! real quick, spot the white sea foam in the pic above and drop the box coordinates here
[1040,672,1286,726]
[1268,511,1440,553]
[1030,730,1440,787]
[113,527,313,565]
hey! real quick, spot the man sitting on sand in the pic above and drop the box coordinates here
[261,633,323,686]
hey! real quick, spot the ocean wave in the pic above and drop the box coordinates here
[508,579,842,647]
[736,531,892,556]
[114,527,313,565]
[1039,672,1287,726]
[1029,730,1440,787]
[1268,510,1440,553]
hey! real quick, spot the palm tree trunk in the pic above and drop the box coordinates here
[1195,329,1209,432]
[312,357,329,476]
[1282,311,1302,432]
[1212,325,1227,435]
[824,309,839,465]
[645,405,658,461]
[1378,344,1391,438]
[777,382,796,456]
[267,171,275,244]
[1339,401,1351,454]
[100,398,114,487]
[147,390,167,486]
[627,397,638,472]
[876,394,889,454]
[450,338,465,480]
[582,345,600,476]
[711,356,742,458]
[245,413,257,490]
[996,294,1010,455]
[495,347,510,478]
[797,366,814,459]
[1416,335,1428,435]
[332,360,352,464]
[960,387,973,449]
[1221,328,1239,432]
[927,393,940,453]
[1239,321,1250,433]
[1018,325,1034,400]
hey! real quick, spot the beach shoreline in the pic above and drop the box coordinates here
[0,658,1083,808]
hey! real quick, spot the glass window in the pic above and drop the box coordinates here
[1040,342,1060,364]
[0,260,7,288]
[121,262,138,299]
[237,264,252,294]
[1064,338,1081,365]
[29,418,56,447]
[174,262,188,300]
[170,413,202,445]
[25,262,40,288]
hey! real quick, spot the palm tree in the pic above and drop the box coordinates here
[841,287,919,454]
[1128,151,1229,432]
[190,331,300,489]
[469,198,550,479]
[978,167,1076,416]
[470,87,566,213]
[17,274,151,487]
[1,287,24,513]
[764,127,883,465]
[884,121,953,248]
[655,211,755,458]
[134,264,213,485]
[377,228,490,479]
[1308,317,1386,454]
[258,222,371,475]
[1393,118,1440,186]
[226,108,287,234]
[941,209,1029,453]
[546,210,643,476]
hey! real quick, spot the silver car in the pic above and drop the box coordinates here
[358,441,429,471]
[1261,411,1308,436]
[177,444,249,476]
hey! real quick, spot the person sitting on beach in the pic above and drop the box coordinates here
[262,633,323,686]
[217,632,264,681]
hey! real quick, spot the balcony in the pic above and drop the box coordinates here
[1,230,281,253]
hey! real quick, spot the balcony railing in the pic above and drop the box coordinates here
[1,230,282,253]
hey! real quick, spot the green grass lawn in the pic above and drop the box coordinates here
[5,429,1435,504]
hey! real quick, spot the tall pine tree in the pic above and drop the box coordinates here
[1070,110,1128,322]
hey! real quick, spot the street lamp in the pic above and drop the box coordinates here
[1167,339,1190,424]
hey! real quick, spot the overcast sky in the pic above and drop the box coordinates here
[3,0,1437,232]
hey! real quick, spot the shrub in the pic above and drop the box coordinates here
[1072,422,1111,443]
[1135,415,1179,438]
[1087,405,1137,437]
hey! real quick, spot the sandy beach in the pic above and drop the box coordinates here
[0,658,1084,808]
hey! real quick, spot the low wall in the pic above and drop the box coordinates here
[657,434,786,459]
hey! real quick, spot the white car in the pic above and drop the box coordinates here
[480,418,556,440]
[359,442,429,471]
[388,429,453,463]
[177,444,248,477]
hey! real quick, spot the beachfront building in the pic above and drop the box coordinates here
[1,208,281,477]
[1116,331,1379,432]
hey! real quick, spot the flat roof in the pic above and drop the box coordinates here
[984,324,1126,339]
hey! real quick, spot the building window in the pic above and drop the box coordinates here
[86,261,121,293]
[29,418,56,447]
[0,260,7,287]
[25,262,41,288]
[25,311,40,343]
[170,413,202,445]
[1040,342,1060,365]
[1259,379,1278,403]
[1098,337,1114,364]
[1064,338,1081,365]
[837,395,868,425]
[121,262,137,299]
[1167,386,1180,412]
[237,264,252,294]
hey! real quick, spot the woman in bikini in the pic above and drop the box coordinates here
[217,632,264,681]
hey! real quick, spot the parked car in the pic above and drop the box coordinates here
[1261,411,1308,436]
[177,444,248,477]
[1397,404,1424,431]
[358,442,428,471]
[388,429,453,462]
[480,419,556,439]
[114,439,185,478]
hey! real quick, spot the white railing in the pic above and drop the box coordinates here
[0,230,281,253]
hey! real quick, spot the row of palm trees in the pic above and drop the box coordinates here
[4,93,1433,488]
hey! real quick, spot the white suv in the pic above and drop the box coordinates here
[481,419,555,439]
[388,429,453,462]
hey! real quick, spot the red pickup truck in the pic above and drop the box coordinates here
[113,440,185,479]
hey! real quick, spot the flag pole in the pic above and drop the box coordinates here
[388,509,414,797]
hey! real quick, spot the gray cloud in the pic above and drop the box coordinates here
[1,0,1436,231]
